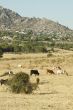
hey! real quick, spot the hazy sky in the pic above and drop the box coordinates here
[0,0,73,29]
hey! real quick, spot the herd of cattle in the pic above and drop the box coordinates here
[0,65,68,86]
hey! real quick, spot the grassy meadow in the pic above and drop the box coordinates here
[0,49,73,110]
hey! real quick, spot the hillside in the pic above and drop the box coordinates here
[0,6,73,53]
[0,6,73,41]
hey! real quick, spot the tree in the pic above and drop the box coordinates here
[0,47,3,57]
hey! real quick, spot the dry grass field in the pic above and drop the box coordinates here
[0,49,73,110]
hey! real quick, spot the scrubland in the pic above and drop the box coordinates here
[0,49,73,110]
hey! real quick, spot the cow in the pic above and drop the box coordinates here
[53,66,68,75]
[0,70,14,77]
[30,70,39,76]
[0,79,8,85]
[46,69,55,74]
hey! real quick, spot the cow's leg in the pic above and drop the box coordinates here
[1,81,3,86]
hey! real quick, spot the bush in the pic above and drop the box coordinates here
[8,72,33,94]
[0,47,3,57]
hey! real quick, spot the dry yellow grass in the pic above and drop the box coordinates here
[0,49,73,110]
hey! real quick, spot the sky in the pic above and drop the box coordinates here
[0,0,73,29]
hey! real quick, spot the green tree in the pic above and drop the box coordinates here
[0,47,3,57]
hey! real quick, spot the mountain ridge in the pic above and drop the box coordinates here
[0,6,73,42]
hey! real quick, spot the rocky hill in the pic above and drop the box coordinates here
[0,6,73,42]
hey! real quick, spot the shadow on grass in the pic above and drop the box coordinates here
[33,90,59,95]
[39,81,49,85]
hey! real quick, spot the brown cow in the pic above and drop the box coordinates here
[46,69,55,74]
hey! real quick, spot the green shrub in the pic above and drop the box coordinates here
[8,72,33,94]
[0,47,3,57]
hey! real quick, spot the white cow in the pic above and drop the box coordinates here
[53,66,68,75]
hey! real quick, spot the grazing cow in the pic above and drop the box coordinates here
[54,66,68,75]
[46,69,55,74]
[53,66,63,75]
[0,70,14,77]
[30,70,39,76]
[0,79,8,85]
